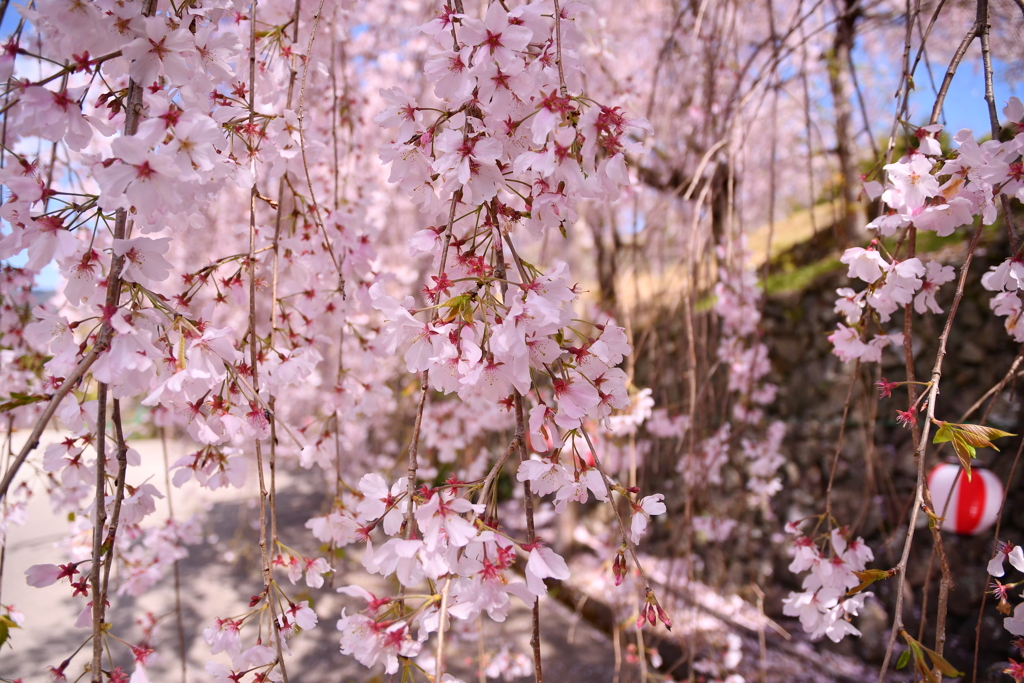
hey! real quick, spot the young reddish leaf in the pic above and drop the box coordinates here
[955,423,1016,449]
[950,433,977,481]
[931,420,1014,481]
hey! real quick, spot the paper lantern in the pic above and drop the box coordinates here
[926,463,1003,535]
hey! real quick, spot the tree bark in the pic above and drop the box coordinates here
[827,0,863,248]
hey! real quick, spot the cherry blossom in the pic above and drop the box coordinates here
[884,154,939,211]
[840,247,887,284]
[628,494,667,543]
[989,543,1024,578]
[914,260,956,314]
[524,544,571,597]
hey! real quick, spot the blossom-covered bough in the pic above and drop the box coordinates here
[3,0,1024,680]
[363,2,676,679]
[816,54,1024,683]
[0,0,675,681]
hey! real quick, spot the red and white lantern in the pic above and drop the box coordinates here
[926,463,1003,535]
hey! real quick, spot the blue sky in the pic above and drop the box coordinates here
[905,59,1019,137]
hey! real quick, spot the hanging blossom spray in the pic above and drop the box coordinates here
[343,2,669,680]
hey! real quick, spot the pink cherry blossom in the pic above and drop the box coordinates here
[840,247,887,284]
[524,544,570,597]
[884,154,939,211]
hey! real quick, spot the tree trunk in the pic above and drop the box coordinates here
[827,0,864,248]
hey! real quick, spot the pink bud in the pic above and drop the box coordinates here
[656,605,672,631]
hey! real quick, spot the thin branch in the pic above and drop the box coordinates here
[99,400,129,600]
[246,0,288,677]
[515,393,542,683]
[297,0,345,296]
[928,20,979,126]
[160,428,187,683]
[434,576,454,683]
[89,385,108,683]
[876,217,986,681]
[551,0,568,98]
[973,435,1024,681]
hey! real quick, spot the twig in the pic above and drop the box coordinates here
[0,346,100,502]
[267,0,304,553]
[160,428,187,683]
[100,400,128,588]
[474,435,522,511]
[975,0,1019,253]
[434,576,453,683]
[551,0,568,98]
[825,362,860,522]
[297,0,345,297]
[246,1,288,678]
[876,217,986,682]
[86,0,156,667]
[515,394,542,683]
[403,379,429,541]
[973,435,1024,681]
[89,385,108,682]
[928,19,979,126]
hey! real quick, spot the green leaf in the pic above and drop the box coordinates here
[922,644,964,678]
[0,393,49,413]
[933,422,955,444]
[902,631,938,683]
[896,649,910,670]
[932,420,1015,450]
[912,648,939,683]
[0,614,19,649]
[924,506,944,530]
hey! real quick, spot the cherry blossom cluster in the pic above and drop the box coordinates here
[340,2,673,678]
[0,0,394,677]
[987,544,1024,683]
[782,525,874,643]
[986,541,1024,640]
[671,246,786,547]
[299,464,664,678]
[373,1,649,435]
[0,266,44,430]
[713,246,786,507]
[829,97,1024,363]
